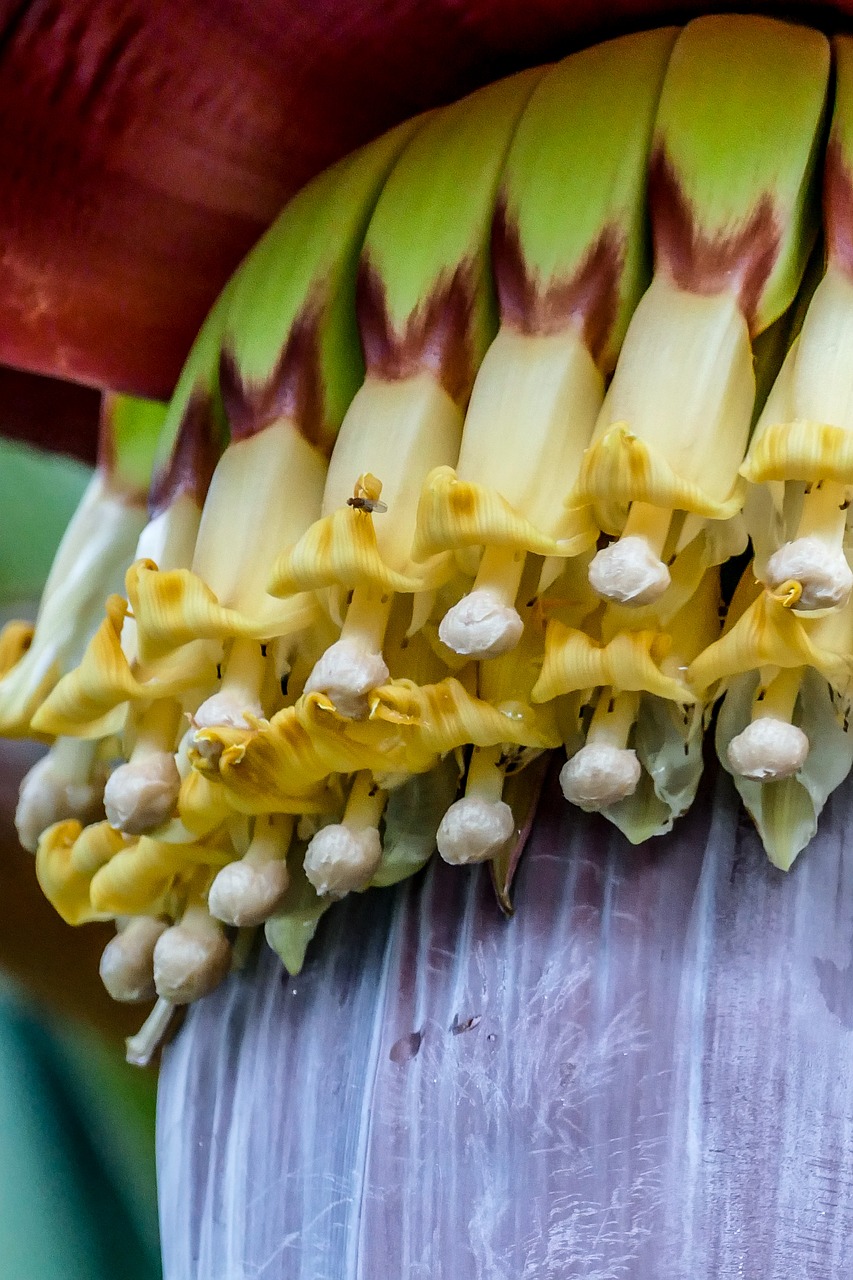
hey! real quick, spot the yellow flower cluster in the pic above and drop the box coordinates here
[6,17,853,1066]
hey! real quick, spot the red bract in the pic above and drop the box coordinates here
[5,0,846,407]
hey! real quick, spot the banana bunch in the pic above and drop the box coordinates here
[14,15,853,1060]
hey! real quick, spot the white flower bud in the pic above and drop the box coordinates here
[726,717,809,781]
[99,917,167,1002]
[763,537,853,610]
[588,537,671,606]
[303,824,382,897]
[436,796,514,865]
[104,752,181,835]
[207,859,290,927]
[560,744,641,811]
[15,753,105,853]
[438,590,524,659]
[153,918,231,1004]
[304,640,389,719]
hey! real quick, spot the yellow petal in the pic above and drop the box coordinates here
[0,641,59,737]
[128,559,317,665]
[35,819,118,925]
[740,421,853,485]
[578,424,746,521]
[412,466,592,561]
[269,505,448,598]
[217,705,345,815]
[368,677,561,754]
[31,595,213,738]
[664,569,724,664]
[0,621,34,678]
[70,819,128,876]
[688,591,852,693]
[89,832,233,917]
[150,770,234,843]
[533,622,694,704]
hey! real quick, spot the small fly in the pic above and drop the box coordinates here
[347,495,388,513]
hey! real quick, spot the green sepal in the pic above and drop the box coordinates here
[264,847,332,976]
[370,757,460,889]
[602,697,705,845]
[717,669,853,871]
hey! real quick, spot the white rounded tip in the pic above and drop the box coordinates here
[303,824,382,898]
[436,796,514,865]
[104,752,181,835]
[207,859,290,927]
[304,640,389,720]
[99,918,167,1002]
[726,717,809,781]
[560,744,641,811]
[153,921,231,1004]
[15,755,105,853]
[193,690,264,731]
[189,691,264,767]
[588,537,671,606]
[763,537,853,610]
[438,590,524,659]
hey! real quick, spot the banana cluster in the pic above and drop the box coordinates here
[7,15,853,1061]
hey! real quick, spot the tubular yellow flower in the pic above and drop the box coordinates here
[416,30,676,660]
[693,566,853,868]
[437,567,560,864]
[741,40,853,613]
[537,566,720,840]
[130,121,423,774]
[580,16,829,609]
[0,395,162,737]
[271,71,543,718]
